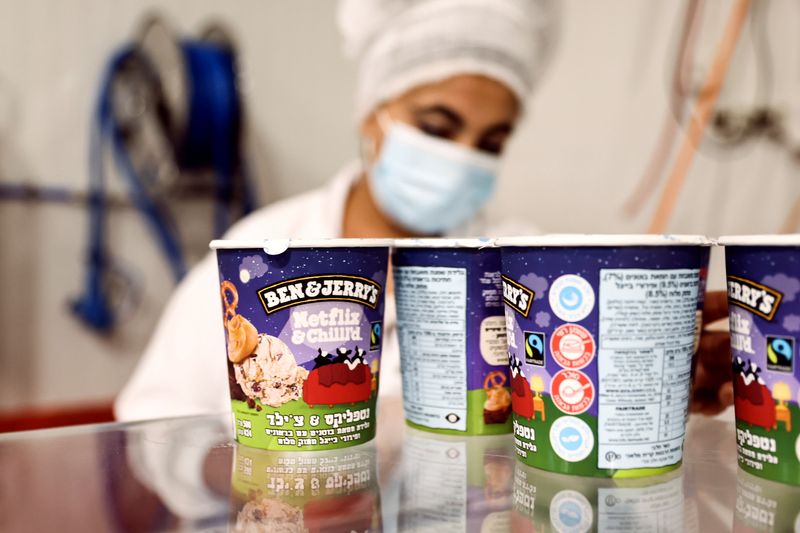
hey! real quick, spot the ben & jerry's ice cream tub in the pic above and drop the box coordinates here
[498,235,710,478]
[211,239,390,451]
[392,239,511,435]
[721,235,800,486]
[230,443,381,532]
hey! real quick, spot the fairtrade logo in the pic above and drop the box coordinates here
[550,490,593,533]
[550,324,595,370]
[549,275,595,322]
[551,369,595,415]
[549,417,594,463]
[767,336,794,373]
[370,321,382,351]
[524,331,546,366]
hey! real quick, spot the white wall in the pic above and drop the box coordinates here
[0,1,355,409]
[1,0,798,409]
[493,0,800,241]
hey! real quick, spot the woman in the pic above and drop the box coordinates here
[116,0,732,421]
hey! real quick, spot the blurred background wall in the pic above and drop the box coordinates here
[0,0,798,412]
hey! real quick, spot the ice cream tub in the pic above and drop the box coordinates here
[392,238,511,435]
[230,443,382,532]
[211,239,390,451]
[721,235,800,486]
[498,235,711,478]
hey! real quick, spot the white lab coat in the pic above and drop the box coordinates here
[115,161,531,421]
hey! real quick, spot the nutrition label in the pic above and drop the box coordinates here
[597,268,700,469]
[395,266,468,431]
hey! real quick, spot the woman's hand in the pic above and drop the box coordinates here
[690,291,734,415]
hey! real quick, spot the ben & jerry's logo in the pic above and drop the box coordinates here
[258,275,381,314]
[727,275,782,320]
[502,275,534,317]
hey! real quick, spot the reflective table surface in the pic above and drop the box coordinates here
[1,400,798,532]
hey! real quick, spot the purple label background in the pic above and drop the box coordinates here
[215,247,389,370]
[502,246,709,418]
[726,246,800,401]
[391,248,505,390]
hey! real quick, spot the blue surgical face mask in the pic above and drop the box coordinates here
[367,121,499,235]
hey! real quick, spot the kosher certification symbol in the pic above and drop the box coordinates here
[551,369,594,415]
[551,324,595,370]
[549,416,594,463]
[549,274,595,322]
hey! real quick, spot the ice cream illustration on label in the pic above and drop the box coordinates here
[234,335,309,408]
[223,281,309,408]
[222,280,259,363]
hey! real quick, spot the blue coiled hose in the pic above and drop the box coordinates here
[72,40,251,332]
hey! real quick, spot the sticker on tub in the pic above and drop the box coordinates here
[550,324,595,370]
[550,417,594,463]
[549,275,595,322]
[551,369,595,415]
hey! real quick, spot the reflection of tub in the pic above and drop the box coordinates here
[512,462,693,533]
[398,428,514,532]
[229,442,382,532]
[734,468,800,532]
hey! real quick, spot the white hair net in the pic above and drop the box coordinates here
[338,0,557,122]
